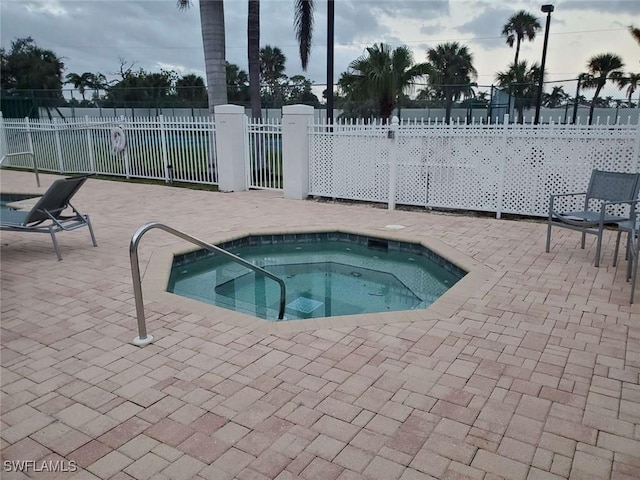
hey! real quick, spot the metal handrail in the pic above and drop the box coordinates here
[130,221,286,346]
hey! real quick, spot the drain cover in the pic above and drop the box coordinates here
[287,297,324,314]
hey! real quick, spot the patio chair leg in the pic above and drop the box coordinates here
[631,242,638,304]
[595,232,602,267]
[613,230,622,267]
[85,215,98,247]
[581,230,586,249]
[49,227,62,261]
[545,220,552,253]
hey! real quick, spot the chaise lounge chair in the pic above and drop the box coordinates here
[0,176,97,260]
[546,170,640,267]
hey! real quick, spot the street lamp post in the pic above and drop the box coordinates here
[326,0,335,125]
[534,4,554,125]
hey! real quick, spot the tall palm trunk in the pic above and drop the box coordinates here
[248,0,261,119]
[445,90,453,123]
[200,0,227,111]
[513,39,521,68]
[588,83,604,125]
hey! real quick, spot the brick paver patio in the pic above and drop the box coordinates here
[1,171,639,480]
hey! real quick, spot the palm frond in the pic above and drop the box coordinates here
[176,0,191,11]
[630,25,640,45]
[294,0,314,70]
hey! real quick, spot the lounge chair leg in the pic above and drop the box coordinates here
[581,230,586,249]
[49,227,62,261]
[85,215,98,247]
[546,221,552,253]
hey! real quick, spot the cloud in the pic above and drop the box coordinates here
[558,0,640,15]
[457,7,517,50]
[1,0,639,99]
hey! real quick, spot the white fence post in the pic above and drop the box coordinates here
[214,104,248,191]
[85,115,96,174]
[387,116,400,210]
[282,104,314,200]
[53,117,64,172]
[495,114,510,219]
[159,115,170,183]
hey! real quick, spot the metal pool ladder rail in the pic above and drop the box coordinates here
[130,222,287,346]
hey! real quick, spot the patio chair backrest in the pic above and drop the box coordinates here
[586,170,640,204]
[24,176,88,224]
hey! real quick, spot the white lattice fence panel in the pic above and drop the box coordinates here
[335,134,389,201]
[502,126,639,216]
[395,136,427,206]
[309,134,335,196]
[310,129,390,202]
[418,132,502,212]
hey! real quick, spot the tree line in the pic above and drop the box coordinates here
[0,37,321,113]
[2,8,639,123]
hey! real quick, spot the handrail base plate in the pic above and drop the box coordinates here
[133,335,154,346]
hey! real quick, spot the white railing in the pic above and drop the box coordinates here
[3,110,639,218]
[309,115,640,217]
[1,115,218,185]
[246,118,283,190]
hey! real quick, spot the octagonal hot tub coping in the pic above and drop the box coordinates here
[141,225,494,336]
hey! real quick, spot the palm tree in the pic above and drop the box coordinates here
[260,46,287,108]
[542,85,570,108]
[245,1,313,119]
[427,42,477,123]
[580,53,624,124]
[65,72,93,101]
[630,25,640,46]
[615,72,640,106]
[177,0,227,111]
[339,44,430,122]
[86,72,109,103]
[496,61,541,123]
[502,11,542,67]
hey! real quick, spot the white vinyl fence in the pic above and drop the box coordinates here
[2,108,639,219]
[1,115,218,184]
[309,116,640,217]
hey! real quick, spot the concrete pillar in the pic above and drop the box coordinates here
[282,104,314,200]
[214,104,247,192]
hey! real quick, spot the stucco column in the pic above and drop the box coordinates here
[282,104,314,200]
[214,104,247,192]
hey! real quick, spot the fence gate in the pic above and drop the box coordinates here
[246,118,283,190]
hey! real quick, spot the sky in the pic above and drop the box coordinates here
[2,0,640,100]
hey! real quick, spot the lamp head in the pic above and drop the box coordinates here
[541,4,554,13]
